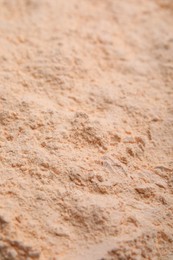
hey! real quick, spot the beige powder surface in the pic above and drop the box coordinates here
[0,0,173,259]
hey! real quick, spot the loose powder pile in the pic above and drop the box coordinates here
[0,0,173,259]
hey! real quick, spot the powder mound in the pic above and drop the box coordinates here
[0,0,173,259]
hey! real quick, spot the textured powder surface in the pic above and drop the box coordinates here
[0,0,173,259]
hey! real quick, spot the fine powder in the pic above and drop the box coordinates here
[0,0,173,259]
